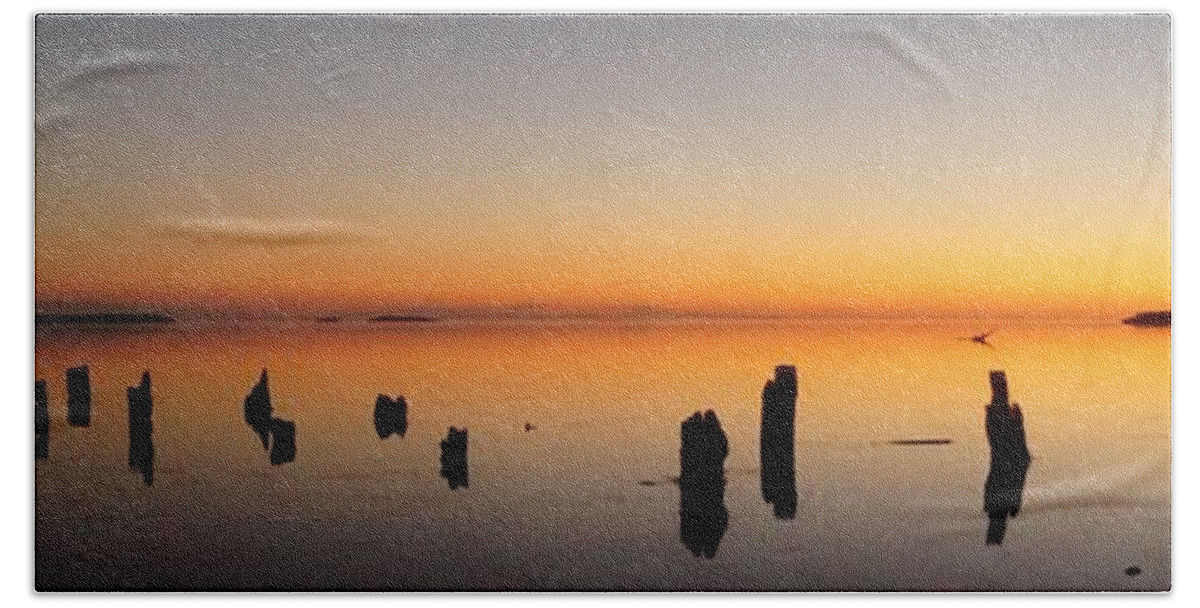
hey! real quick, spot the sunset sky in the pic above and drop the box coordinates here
[34,14,1171,319]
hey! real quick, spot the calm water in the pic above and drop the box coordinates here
[34,318,1170,591]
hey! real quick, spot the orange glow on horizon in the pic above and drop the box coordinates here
[35,204,1170,320]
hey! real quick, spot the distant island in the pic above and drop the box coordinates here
[36,312,176,325]
[369,315,438,323]
[1123,311,1170,327]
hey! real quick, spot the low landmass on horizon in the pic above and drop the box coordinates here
[35,312,176,325]
[1122,311,1171,327]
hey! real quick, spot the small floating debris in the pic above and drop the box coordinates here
[1125,566,1142,577]
[960,330,996,347]
[889,439,953,446]
[369,315,437,323]
[524,422,537,432]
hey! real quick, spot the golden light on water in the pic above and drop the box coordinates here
[34,318,1170,589]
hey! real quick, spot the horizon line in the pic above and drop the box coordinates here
[31,306,1166,324]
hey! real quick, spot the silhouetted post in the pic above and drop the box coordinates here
[66,366,91,427]
[439,427,468,489]
[761,365,798,519]
[374,394,408,439]
[269,418,296,465]
[983,370,1032,545]
[989,370,1009,410]
[35,380,49,459]
[244,370,272,450]
[680,410,729,558]
[127,372,154,485]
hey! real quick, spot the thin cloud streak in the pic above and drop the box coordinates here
[159,216,362,247]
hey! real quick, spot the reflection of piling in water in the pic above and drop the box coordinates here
[374,395,408,439]
[35,380,49,459]
[761,365,798,519]
[244,370,273,450]
[66,366,91,427]
[680,410,729,558]
[127,372,154,485]
[269,418,296,465]
[983,370,1031,545]
[439,428,469,489]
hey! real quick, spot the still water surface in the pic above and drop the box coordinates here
[34,318,1169,590]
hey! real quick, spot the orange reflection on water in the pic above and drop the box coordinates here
[34,318,1169,590]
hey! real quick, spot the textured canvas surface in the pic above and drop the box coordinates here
[33,13,1170,591]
